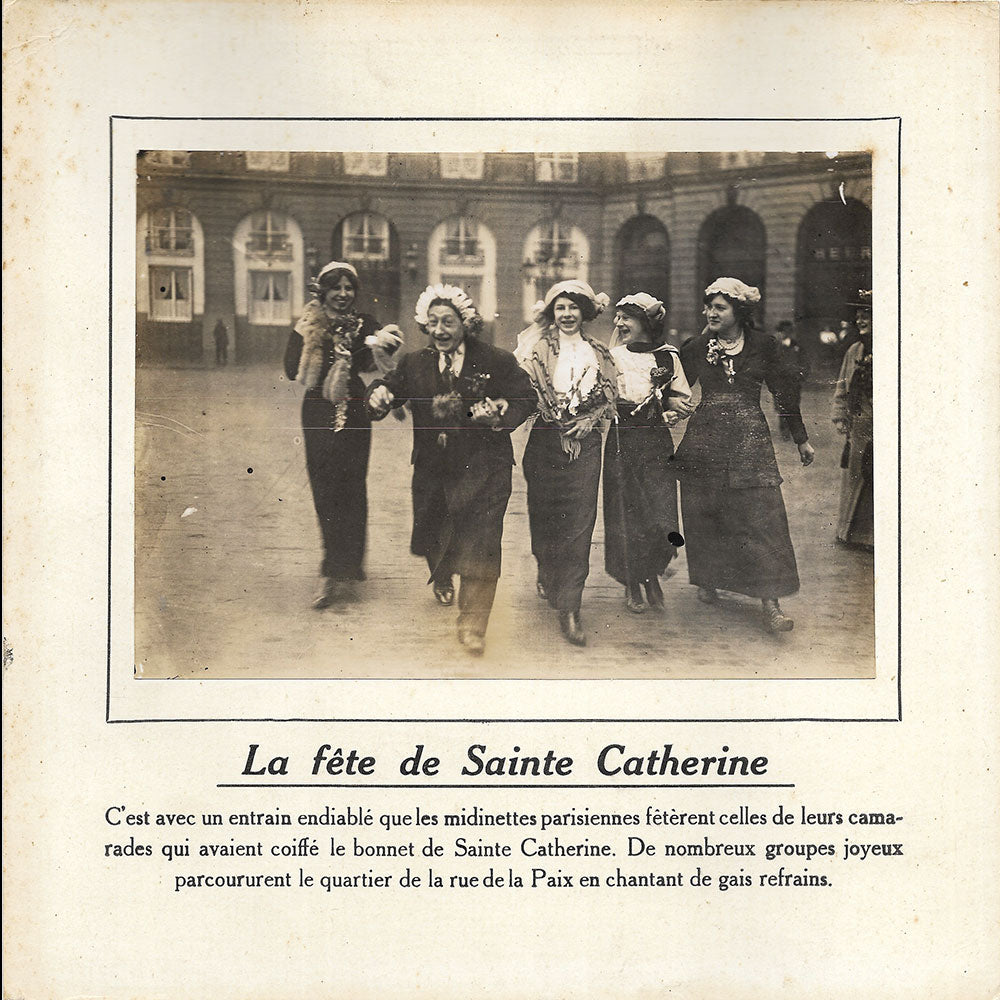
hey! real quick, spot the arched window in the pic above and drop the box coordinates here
[521,219,590,321]
[615,215,671,313]
[136,207,204,322]
[332,212,400,321]
[795,198,872,337]
[341,212,390,261]
[427,216,497,322]
[233,210,305,327]
[697,205,766,324]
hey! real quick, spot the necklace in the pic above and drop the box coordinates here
[717,332,744,354]
[720,333,742,384]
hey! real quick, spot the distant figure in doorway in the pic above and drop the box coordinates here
[213,319,229,366]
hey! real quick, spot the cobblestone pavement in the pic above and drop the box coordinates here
[135,364,875,680]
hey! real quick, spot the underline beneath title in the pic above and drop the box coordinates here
[217,783,795,789]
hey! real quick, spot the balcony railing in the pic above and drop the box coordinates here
[439,240,484,265]
[246,233,293,258]
[146,231,194,255]
[535,241,572,264]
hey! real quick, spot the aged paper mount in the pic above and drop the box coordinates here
[4,3,999,999]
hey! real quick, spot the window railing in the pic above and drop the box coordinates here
[440,240,483,265]
[246,232,293,258]
[344,237,387,261]
[146,230,194,255]
[535,240,572,263]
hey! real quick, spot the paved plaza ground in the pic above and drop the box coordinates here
[134,362,875,680]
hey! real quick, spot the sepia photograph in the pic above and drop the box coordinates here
[133,142,878,682]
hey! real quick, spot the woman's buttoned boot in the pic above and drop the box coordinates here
[763,599,794,633]
[644,577,664,610]
[559,611,587,647]
[626,583,647,614]
[312,577,337,610]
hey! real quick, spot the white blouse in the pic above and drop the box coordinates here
[552,333,599,395]
[611,343,692,408]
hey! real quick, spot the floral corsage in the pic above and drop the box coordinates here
[705,338,738,385]
[323,314,366,430]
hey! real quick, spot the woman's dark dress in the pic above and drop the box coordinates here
[284,313,379,581]
[602,348,684,587]
[674,329,807,599]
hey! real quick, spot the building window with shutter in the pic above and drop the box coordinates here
[248,271,291,325]
[625,153,666,182]
[440,217,483,264]
[342,212,390,261]
[343,152,388,176]
[142,150,191,168]
[534,153,578,183]
[245,151,291,172]
[246,211,292,258]
[149,266,193,321]
[439,154,484,180]
[147,207,194,254]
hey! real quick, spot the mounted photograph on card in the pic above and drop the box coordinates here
[112,118,898,720]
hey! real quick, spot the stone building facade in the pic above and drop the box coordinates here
[136,150,871,364]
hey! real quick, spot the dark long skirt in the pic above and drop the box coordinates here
[603,413,679,586]
[302,390,371,580]
[522,423,601,613]
[680,478,799,599]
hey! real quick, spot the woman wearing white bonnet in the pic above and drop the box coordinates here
[672,277,815,634]
[603,291,692,614]
[283,260,403,609]
[515,279,618,646]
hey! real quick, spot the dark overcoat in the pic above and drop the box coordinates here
[367,337,536,579]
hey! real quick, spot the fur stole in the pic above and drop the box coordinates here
[294,300,365,431]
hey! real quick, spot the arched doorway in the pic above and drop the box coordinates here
[697,205,766,326]
[332,211,401,323]
[795,198,872,340]
[615,215,671,315]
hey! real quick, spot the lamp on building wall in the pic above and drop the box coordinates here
[404,242,420,279]
[305,244,319,277]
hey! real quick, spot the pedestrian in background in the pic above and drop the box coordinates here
[773,319,811,441]
[213,318,229,366]
[284,261,402,609]
[367,284,535,656]
[515,280,618,647]
[673,278,815,634]
[832,292,874,550]
[603,292,692,614]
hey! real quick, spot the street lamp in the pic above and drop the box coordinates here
[404,242,420,279]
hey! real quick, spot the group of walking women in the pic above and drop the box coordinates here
[285,260,815,655]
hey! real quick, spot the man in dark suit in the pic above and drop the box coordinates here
[367,285,536,656]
